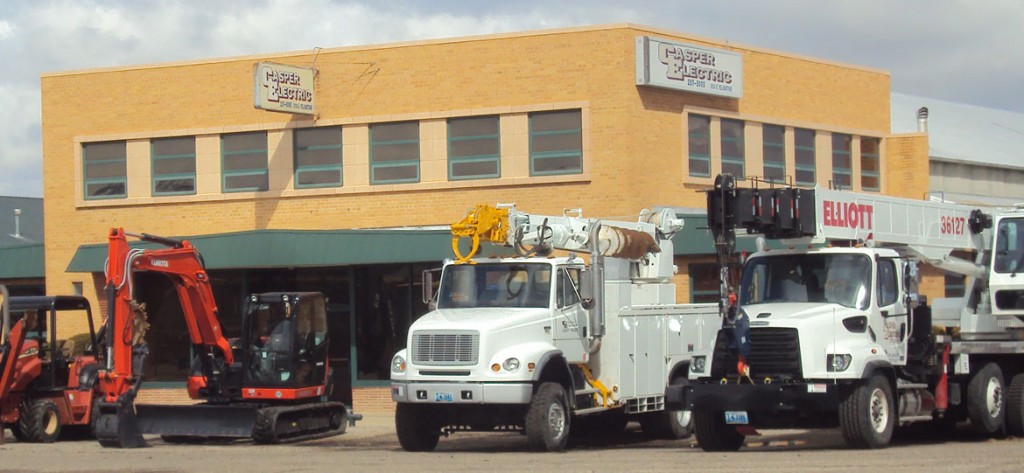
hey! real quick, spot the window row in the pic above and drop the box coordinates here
[687,114,881,191]
[82,110,583,200]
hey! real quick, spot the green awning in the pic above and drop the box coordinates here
[66,215,744,274]
[671,213,761,255]
[0,243,45,278]
[66,228,459,273]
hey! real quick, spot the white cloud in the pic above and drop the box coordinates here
[0,19,13,40]
[0,0,1022,197]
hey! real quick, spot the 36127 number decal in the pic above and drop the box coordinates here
[940,215,965,235]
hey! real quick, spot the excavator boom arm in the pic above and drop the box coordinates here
[100,228,233,399]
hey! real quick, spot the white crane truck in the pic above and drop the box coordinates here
[671,174,1024,450]
[390,204,719,451]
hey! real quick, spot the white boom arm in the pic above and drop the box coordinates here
[450,203,683,263]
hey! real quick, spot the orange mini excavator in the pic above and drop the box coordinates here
[94,228,354,448]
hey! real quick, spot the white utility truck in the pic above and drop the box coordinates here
[390,203,719,451]
[672,174,1024,450]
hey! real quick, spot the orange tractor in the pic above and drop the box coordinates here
[0,285,103,442]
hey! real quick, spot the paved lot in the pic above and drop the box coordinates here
[3,414,1024,472]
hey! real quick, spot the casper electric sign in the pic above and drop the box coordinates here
[635,36,743,98]
[253,62,315,115]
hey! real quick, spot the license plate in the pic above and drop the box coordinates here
[724,411,749,424]
[434,392,454,403]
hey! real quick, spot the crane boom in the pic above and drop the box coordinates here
[450,203,682,263]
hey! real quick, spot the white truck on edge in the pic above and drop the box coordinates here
[671,174,1024,450]
[390,203,719,451]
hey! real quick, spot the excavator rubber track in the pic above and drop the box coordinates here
[252,401,349,444]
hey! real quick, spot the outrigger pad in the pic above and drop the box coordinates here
[95,400,149,448]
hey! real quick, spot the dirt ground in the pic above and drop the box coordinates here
[3,414,1024,472]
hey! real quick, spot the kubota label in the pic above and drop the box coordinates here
[823,200,873,230]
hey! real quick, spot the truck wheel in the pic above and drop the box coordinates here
[839,375,894,449]
[395,403,440,452]
[18,399,62,443]
[1006,374,1024,436]
[640,374,693,439]
[693,409,744,451]
[968,362,1005,435]
[526,382,571,451]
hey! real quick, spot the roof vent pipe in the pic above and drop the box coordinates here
[13,209,20,238]
[917,107,929,133]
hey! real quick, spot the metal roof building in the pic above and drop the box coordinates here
[892,92,1024,206]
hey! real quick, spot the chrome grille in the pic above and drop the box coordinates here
[411,330,479,365]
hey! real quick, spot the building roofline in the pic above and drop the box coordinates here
[42,23,889,79]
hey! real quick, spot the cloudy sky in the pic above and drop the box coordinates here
[1,0,1021,198]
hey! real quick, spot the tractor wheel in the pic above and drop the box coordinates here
[10,422,28,442]
[395,403,440,452]
[968,362,1005,435]
[525,382,571,451]
[88,396,102,439]
[693,409,744,451]
[640,374,693,439]
[18,399,62,443]
[839,375,895,449]
[1006,374,1024,436]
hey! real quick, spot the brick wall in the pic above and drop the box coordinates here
[351,387,396,416]
[41,25,904,383]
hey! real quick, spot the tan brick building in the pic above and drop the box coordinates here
[40,24,928,412]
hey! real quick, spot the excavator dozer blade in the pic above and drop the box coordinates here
[95,400,149,448]
[135,404,258,440]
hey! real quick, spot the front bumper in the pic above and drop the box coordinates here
[666,381,842,412]
[391,381,533,404]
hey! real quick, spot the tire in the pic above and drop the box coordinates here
[10,421,28,441]
[18,399,62,443]
[838,375,895,449]
[1007,374,1024,436]
[88,395,102,439]
[968,362,1005,435]
[525,382,571,452]
[693,409,744,451]
[395,403,440,452]
[639,374,693,439]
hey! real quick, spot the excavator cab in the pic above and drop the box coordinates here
[240,292,329,389]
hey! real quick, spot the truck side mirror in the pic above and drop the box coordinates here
[422,268,441,306]
[579,269,594,309]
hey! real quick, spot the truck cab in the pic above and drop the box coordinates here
[710,246,912,383]
[390,255,588,441]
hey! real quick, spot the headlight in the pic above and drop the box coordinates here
[391,355,406,373]
[827,354,852,372]
[690,356,706,373]
[502,357,521,372]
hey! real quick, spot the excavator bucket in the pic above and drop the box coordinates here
[95,398,148,448]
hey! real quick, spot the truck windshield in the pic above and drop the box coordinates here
[740,253,872,310]
[995,218,1024,274]
[437,263,552,309]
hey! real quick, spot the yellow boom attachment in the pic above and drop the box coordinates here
[450,204,510,263]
